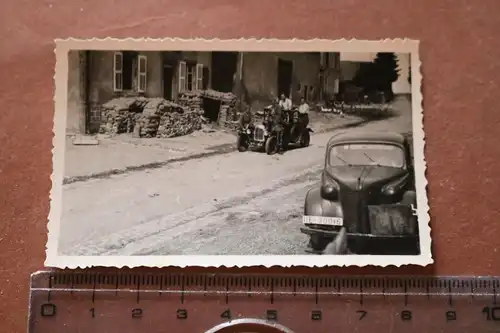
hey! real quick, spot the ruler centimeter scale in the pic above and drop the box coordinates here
[29,271,500,333]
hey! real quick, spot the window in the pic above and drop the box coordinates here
[113,51,147,93]
[178,61,204,92]
[137,55,147,93]
[178,61,186,93]
[329,143,406,168]
[113,52,123,92]
[122,52,134,90]
[186,63,195,91]
[195,63,203,90]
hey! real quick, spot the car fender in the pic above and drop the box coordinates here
[304,187,343,217]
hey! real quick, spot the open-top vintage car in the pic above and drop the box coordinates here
[237,106,313,155]
[236,105,280,154]
[300,131,420,255]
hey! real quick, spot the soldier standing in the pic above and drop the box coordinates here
[238,105,253,130]
[272,98,285,152]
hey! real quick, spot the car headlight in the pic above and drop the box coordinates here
[321,173,339,199]
[246,129,251,134]
[381,174,409,196]
[382,186,396,196]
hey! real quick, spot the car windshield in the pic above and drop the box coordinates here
[329,143,405,168]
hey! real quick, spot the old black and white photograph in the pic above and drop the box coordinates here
[46,39,431,267]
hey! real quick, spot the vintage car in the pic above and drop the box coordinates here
[237,106,313,155]
[281,108,313,149]
[300,131,420,255]
[236,106,280,154]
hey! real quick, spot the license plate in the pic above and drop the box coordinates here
[302,215,343,226]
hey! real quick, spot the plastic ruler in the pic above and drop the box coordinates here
[28,270,500,332]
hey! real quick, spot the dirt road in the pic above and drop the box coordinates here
[57,103,413,256]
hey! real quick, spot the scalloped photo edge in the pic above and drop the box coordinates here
[45,38,431,268]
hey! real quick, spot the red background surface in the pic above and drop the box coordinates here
[1,0,499,331]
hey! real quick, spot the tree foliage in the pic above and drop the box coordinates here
[352,52,401,100]
[373,52,400,83]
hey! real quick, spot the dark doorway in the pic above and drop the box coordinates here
[122,51,136,91]
[211,52,238,92]
[203,98,221,122]
[163,65,174,100]
[278,58,293,97]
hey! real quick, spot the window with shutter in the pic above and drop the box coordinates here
[178,61,187,92]
[113,52,123,92]
[195,63,203,91]
[137,55,147,93]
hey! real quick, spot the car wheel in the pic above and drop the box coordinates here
[236,134,249,152]
[265,136,278,155]
[300,130,311,147]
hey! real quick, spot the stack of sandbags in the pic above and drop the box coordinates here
[178,91,203,113]
[133,98,173,138]
[135,115,160,138]
[141,97,167,116]
[99,97,139,135]
[218,104,229,126]
[156,109,203,138]
[134,99,197,138]
[156,99,202,138]
[203,89,237,103]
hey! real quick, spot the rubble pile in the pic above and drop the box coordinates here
[99,97,202,138]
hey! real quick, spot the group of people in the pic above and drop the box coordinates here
[238,93,310,152]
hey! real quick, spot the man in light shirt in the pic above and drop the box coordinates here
[298,97,310,114]
[298,97,310,127]
[278,93,292,111]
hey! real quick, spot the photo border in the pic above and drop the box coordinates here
[46,38,431,268]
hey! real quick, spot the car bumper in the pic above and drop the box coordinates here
[300,225,418,241]
[300,225,420,255]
